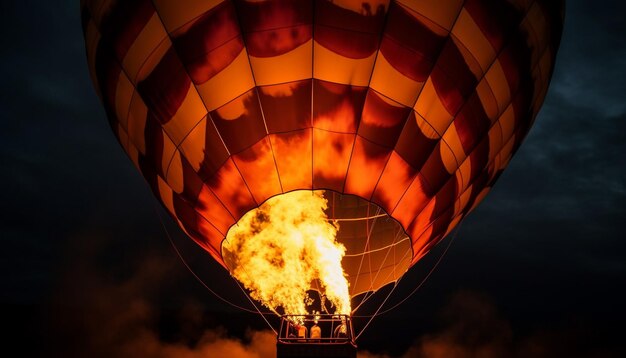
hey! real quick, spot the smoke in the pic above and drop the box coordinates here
[41,227,623,357]
[404,291,512,358]
[358,351,394,358]
[44,229,277,358]
[112,329,276,358]
[355,291,510,358]
[357,290,624,358]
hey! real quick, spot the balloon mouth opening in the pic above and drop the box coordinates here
[221,189,411,304]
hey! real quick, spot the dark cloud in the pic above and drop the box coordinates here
[0,0,151,303]
[551,0,626,117]
[1,0,625,356]
[37,226,276,358]
[359,291,626,358]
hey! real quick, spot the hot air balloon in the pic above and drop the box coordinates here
[81,0,563,355]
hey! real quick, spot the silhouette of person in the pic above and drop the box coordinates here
[287,321,296,339]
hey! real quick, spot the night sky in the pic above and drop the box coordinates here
[2,1,625,357]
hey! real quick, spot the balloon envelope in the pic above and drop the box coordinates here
[81,0,564,297]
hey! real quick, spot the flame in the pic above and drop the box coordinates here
[222,190,351,320]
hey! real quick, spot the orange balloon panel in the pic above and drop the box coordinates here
[81,0,564,276]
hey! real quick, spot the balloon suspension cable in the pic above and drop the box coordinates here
[151,200,278,330]
[351,226,409,311]
[352,220,462,319]
[350,205,380,298]
[354,279,401,341]
[230,272,279,335]
[351,230,413,314]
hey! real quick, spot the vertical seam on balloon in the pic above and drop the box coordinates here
[311,0,315,190]
[390,1,537,219]
[123,89,138,160]
[229,0,285,195]
[340,3,394,194]
[95,5,136,158]
[162,114,206,180]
